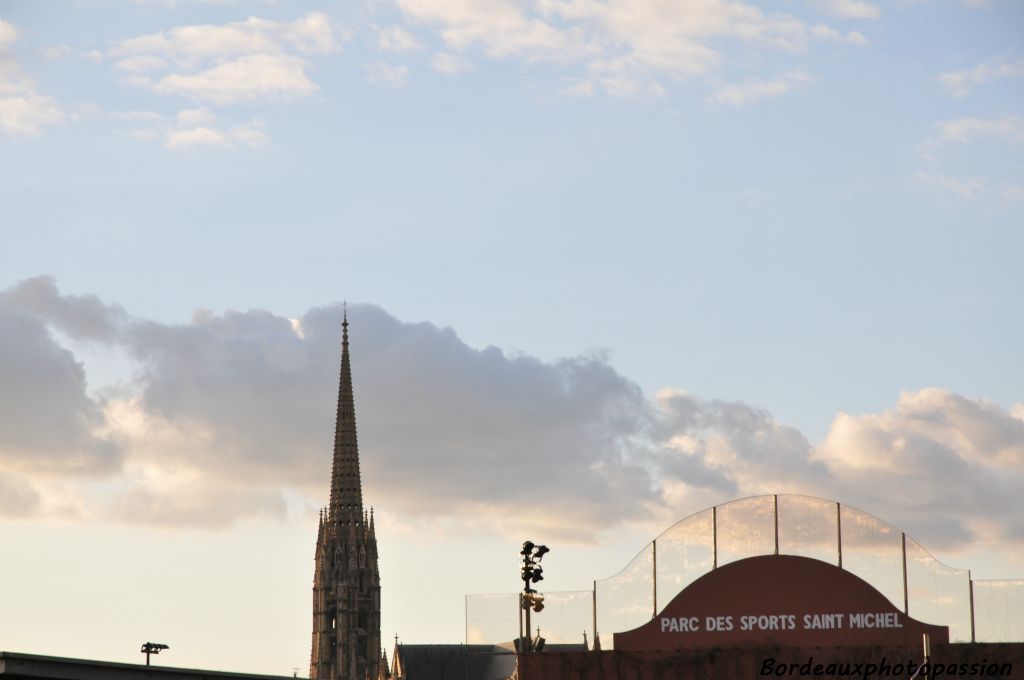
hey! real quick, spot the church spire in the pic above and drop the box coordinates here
[329,306,363,521]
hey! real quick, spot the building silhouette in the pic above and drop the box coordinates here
[309,313,383,680]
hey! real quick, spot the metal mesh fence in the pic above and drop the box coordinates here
[973,579,1024,643]
[465,496,1023,646]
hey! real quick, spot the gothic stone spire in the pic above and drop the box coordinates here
[329,309,363,520]
[312,311,382,680]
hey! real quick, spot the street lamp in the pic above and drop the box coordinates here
[519,541,549,653]
[140,642,169,666]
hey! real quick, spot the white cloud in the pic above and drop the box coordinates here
[108,12,340,104]
[38,45,72,60]
[397,0,857,97]
[164,116,267,149]
[0,19,17,48]
[377,25,422,52]
[914,171,986,200]
[818,389,1024,547]
[110,108,266,150]
[176,107,216,126]
[0,20,64,137]
[816,0,881,19]
[113,54,169,73]
[811,23,868,46]
[431,51,472,74]
[150,53,318,103]
[938,57,1024,98]
[705,71,810,107]
[401,0,582,59]
[284,12,343,54]
[936,115,1024,145]
[165,125,229,148]
[365,61,410,88]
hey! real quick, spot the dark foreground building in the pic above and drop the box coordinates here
[0,652,298,680]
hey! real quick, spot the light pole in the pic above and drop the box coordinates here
[519,541,549,653]
[140,642,169,666]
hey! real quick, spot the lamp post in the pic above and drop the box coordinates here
[140,642,169,666]
[519,541,549,653]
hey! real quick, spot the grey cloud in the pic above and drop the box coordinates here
[3,277,1022,552]
[127,302,675,537]
[0,290,121,475]
[653,390,829,488]
[0,472,42,518]
[0,275,125,343]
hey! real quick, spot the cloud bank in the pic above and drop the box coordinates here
[0,277,1021,554]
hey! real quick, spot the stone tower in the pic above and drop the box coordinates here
[310,312,382,680]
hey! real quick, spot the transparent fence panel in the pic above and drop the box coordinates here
[465,593,520,644]
[535,590,592,645]
[778,495,839,565]
[716,496,775,566]
[840,505,904,610]
[904,538,971,642]
[596,542,654,648]
[654,508,714,612]
[974,580,1024,643]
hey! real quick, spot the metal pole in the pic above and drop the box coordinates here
[592,580,597,651]
[518,593,524,650]
[902,532,909,615]
[773,495,779,556]
[652,539,657,618]
[525,597,532,653]
[836,502,842,569]
[712,506,718,570]
[969,572,976,643]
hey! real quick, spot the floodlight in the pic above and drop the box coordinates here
[534,545,550,560]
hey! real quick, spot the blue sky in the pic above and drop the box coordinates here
[1,0,1023,674]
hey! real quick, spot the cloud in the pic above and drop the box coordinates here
[3,277,1022,556]
[0,472,42,518]
[815,0,881,19]
[705,71,810,107]
[377,25,422,52]
[431,51,472,74]
[938,57,1024,98]
[811,23,868,46]
[365,62,410,88]
[111,108,267,150]
[0,19,16,48]
[109,12,340,104]
[104,460,287,529]
[0,20,64,137]
[396,0,851,97]
[151,53,318,104]
[401,0,583,60]
[818,389,1024,549]
[935,115,1024,145]
[0,279,123,479]
[0,275,126,342]
[914,171,986,200]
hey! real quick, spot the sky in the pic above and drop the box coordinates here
[1,0,1023,675]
